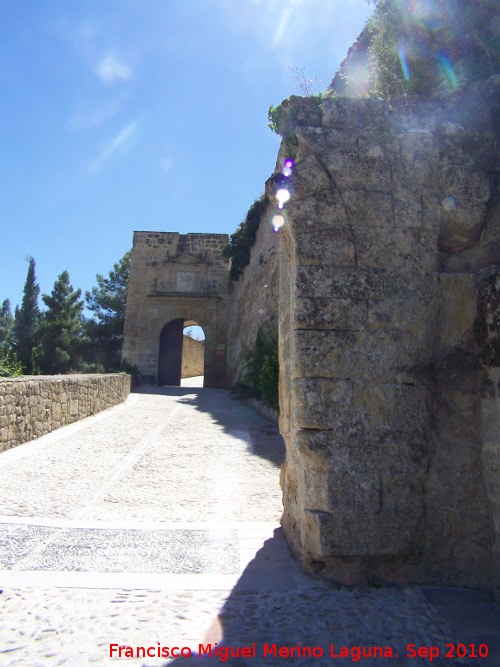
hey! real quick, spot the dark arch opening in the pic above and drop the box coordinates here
[158,319,184,386]
[158,319,206,386]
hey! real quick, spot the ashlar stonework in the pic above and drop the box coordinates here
[275,78,500,595]
[122,232,229,388]
[181,335,204,379]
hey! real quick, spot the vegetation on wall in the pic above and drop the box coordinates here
[222,195,269,281]
[245,326,279,411]
[332,0,500,102]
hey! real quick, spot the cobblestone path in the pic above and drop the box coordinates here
[0,385,498,666]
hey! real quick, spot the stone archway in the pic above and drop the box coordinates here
[122,232,230,388]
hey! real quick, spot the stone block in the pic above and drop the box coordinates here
[393,193,424,228]
[295,297,367,331]
[329,156,393,192]
[482,399,500,446]
[352,382,428,436]
[288,152,331,198]
[438,206,485,256]
[440,164,491,205]
[285,190,349,229]
[367,285,439,337]
[293,426,428,557]
[304,503,423,557]
[345,330,431,384]
[296,127,358,159]
[438,274,477,352]
[355,225,435,272]
[342,190,394,228]
[294,330,358,379]
[392,156,433,194]
[390,102,440,133]
[294,378,352,430]
[294,228,355,267]
[322,96,390,130]
[296,266,386,300]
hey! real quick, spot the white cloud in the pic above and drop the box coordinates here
[271,7,293,50]
[95,54,133,84]
[90,121,139,172]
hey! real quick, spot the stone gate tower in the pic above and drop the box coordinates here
[122,232,230,388]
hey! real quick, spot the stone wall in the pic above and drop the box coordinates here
[275,77,500,594]
[117,79,499,594]
[122,232,229,388]
[226,200,280,387]
[181,335,204,378]
[0,374,131,453]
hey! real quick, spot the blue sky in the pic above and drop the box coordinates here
[0,0,373,315]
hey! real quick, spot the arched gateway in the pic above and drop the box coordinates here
[122,232,230,388]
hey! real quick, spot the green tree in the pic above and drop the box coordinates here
[13,256,40,374]
[37,271,86,374]
[84,251,131,371]
[0,298,22,377]
[0,298,14,352]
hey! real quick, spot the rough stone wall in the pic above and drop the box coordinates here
[181,336,204,378]
[122,232,229,388]
[277,77,500,593]
[0,374,131,452]
[226,201,280,387]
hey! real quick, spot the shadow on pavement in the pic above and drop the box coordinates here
[132,385,285,469]
[163,528,500,667]
[132,388,500,667]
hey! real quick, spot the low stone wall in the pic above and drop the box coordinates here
[181,336,204,378]
[0,374,131,453]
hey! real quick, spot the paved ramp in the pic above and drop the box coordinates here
[0,388,498,666]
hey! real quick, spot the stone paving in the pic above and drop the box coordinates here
[0,382,498,666]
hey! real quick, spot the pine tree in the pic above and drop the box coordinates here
[13,256,40,374]
[0,298,22,377]
[37,270,86,374]
[0,299,14,352]
[85,251,131,371]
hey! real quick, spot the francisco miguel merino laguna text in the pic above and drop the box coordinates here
[110,641,462,661]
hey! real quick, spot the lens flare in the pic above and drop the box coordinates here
[442,195,456,211]
[437,53,458,89]
[368,144,383,158]
[283,166,293,177]
[398,45,411,81]
[272,213,285,229]
[284,158,294,169]
[276,188,291,208]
